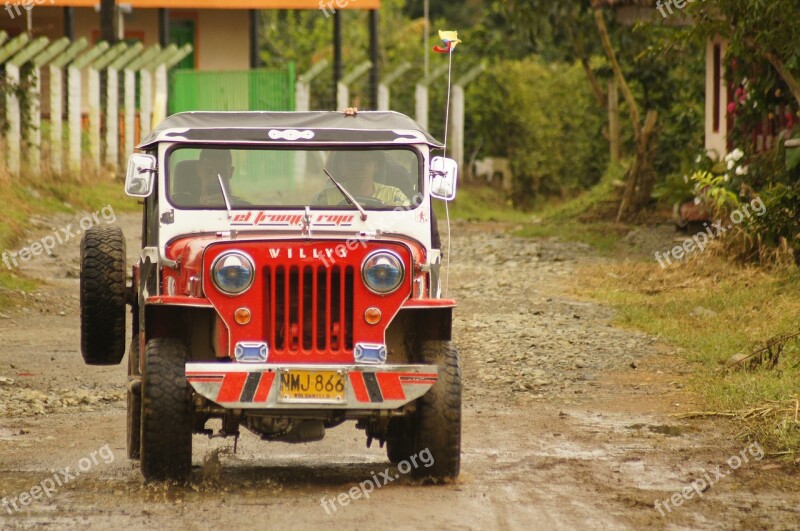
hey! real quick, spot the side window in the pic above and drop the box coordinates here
[145,178,158,247]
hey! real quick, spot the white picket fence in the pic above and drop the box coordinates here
[0,32,191,179]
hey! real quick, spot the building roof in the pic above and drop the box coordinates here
[138,111,443,148]
[46,0,379,8]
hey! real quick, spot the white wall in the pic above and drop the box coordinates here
[705,38,728,160]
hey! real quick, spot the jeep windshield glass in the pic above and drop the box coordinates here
[167,147,421,210]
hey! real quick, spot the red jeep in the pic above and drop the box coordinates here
[79,111,461,482]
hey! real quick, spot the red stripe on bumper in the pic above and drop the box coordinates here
[253,372,276,403]
[376,373,406,401]
[216,372,248,403]
[349,372,371,403]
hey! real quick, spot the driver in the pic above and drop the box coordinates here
[313,151,410,207]
[196,148,235,206]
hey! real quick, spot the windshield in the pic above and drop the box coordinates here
[167,146,421,210]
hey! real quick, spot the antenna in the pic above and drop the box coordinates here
[433,31,461,298]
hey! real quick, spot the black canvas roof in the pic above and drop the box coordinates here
[138,111,443,148]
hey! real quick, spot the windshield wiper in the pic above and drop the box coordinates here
[217,173,233,218]
[323,167,367,221]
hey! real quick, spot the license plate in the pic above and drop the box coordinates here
[278,369,346,403]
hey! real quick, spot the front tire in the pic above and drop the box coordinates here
[412,340,462,481]
[140,338,192,482]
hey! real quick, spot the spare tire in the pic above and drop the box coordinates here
[80,225,127,365]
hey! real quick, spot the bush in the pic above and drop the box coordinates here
[465,57,608,209]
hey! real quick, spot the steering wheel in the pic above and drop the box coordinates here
[337,196,385,207]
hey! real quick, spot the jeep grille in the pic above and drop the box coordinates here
[266,265,354,353]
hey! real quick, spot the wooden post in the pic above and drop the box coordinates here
[106,43,143,170]
[608,78,621,164]
[6,36,48,178]
[296,60,328,112]
[140,69,152,139]
[378,62,411,111]
[415,83,429,130]
[28,69,41,174]
[124,69,136,161]
[28,38,70,177]
[337,61,371,111]
[48,38,87,177]
[415,64,448,132]
[452,65,485,171]
[6,63,21,178]
[67,65,81,176]
[88,42,126,172]
[49,65,63,175]
[68,42,109,177]
[123,45,161,163]
[139,45,178,142]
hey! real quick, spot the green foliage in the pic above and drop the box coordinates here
[679,0,800,263]
[259,0,428,110]
[514,162,628,253]
[466,57,608,209]
[688,0,800,110]
[691,169,741,216]
[432,185,532,224]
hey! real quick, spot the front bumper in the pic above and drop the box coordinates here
[186,363,438,410]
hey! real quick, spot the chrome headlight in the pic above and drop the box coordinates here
[362,251,404,295]
[211,251,255,295]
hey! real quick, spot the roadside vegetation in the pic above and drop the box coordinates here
[584,253,800,459]
[0,177,136,309]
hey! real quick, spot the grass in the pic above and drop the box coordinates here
[581,253,800,458]
[0,177,138,309]
[435,163,630,254]
[433,185,535,224]
[515,163,631,254]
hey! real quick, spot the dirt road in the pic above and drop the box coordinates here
[1,213,798,529]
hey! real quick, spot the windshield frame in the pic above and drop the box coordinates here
[164,143,424,212]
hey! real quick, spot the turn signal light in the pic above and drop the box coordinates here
[234,307,252,325]
[364,307,382,325]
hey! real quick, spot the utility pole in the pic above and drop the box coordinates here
[100,0,117,44]
[423,0,429,80]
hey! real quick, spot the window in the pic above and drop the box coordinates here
[167,146,421,210]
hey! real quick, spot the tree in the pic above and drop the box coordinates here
[689,0,800,109]
[506,0,662,220]
[590,1,658,221]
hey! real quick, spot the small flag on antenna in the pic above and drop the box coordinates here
[433,30,461,53]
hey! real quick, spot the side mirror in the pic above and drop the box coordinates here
[430,156,458,201]
[786,138,800,171]
[125,153,157,197]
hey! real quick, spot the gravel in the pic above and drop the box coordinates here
[448,224,658,403]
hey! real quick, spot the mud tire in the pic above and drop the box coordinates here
[79,226,126,365]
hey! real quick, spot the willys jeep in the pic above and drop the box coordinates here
[79,110,461,482]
